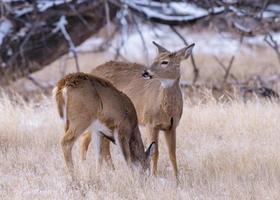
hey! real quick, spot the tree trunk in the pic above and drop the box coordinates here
[0,1,119,86]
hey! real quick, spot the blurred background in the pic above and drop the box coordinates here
[1,2,280,198]
[0,0,279,101]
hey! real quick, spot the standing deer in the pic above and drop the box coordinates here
[53,72,155,175]
[80,42,194,179]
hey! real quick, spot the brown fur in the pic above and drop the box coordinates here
[53,72,155,175]
[80,42,194,179]
[53,86,64,119]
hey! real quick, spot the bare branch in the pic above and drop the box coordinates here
[105,0,113,36]
[0,1,119,85]
[27,76,48,94]
[264,33,280,64]
[53,15,80,72]
[214,55,237,84]
[170,26,199,84]
[223,55,235,84]
[124,1,225,26]
[131,14,149,64]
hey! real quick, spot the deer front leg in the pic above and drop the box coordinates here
[80,132,92,161]
[146,125,159,176]
[80,131,114,170]
[94,132,104,172]
[164,128,178,179]
[116,131,132,169]
[102,137,115,170]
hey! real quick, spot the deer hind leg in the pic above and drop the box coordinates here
[146,125,159,176]
[102,137,114,170]
[61,128,80,175]
[164,128,178,179]
[80,132,92,161]
[79,131,114,170]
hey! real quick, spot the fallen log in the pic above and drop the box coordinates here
[0,0,119,85]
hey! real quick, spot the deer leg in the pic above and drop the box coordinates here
[146,125,159,176]
[94,132,104,172]
[80,131,114,170]
[80,132,92,161]
[102,137,115,170]
[116,131,132,169]
[164,128,178,179]
[60,128,79,175]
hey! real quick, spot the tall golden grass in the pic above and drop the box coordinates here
[1,92,280,200]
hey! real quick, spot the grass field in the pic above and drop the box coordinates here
[1,93,280,200]
[2,29,280,199]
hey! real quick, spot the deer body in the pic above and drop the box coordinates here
[54,73,155,174]
[92,61,183,129]
[80,42,194,178]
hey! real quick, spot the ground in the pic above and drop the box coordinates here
[1,94,280,200]
[1,28,280,199]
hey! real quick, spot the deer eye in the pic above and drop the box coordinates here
[160,61,169,68]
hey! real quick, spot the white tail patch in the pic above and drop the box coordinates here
[62,87,68,123]
[52,86,58,99]
[160,79,176,88]
[88,119,113,139]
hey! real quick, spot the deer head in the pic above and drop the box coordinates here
[137,141,156,172]
[143,41,195,86]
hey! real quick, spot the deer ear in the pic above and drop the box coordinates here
[145,142,156,161]
[175,43,195,60]
[153,41,168,54]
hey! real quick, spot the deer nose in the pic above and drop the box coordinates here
[142,69,153,80]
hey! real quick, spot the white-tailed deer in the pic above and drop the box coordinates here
[53,72,155,175]
[80,42,194,179]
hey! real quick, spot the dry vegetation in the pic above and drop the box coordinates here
[1,28,280,200]
[1,91,280,199]
[1,1,280,199]
[11,35,280,96]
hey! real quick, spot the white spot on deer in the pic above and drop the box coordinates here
[62,87,68,124]
[88,119,113,139]
[160,79,176,88]
[52,86,58,98]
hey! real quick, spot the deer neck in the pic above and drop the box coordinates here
[159,78,180,95]
[158,78,182,117]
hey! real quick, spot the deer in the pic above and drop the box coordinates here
[80,41,195,179]
[53,72,156,175]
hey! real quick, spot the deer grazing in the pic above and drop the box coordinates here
[53,72,155,175]
[80,42,195,179]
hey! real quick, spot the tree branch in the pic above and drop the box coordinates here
[0,1,119,85]
[170,26,199,84]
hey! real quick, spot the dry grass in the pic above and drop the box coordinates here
[2,28,280,199]
[1,93,280,200]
